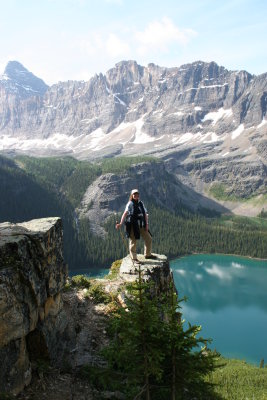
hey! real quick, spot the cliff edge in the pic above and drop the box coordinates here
[0,217,173,398]
[0,218,67,395]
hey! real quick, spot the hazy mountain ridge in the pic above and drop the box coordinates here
[0,59,266,208]
[1,59,266,145]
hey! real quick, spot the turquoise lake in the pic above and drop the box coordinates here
[69,267,109,278]
[69,254,267,365]
[170,254,267,365]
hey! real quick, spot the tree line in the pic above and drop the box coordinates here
[0,154,266,270]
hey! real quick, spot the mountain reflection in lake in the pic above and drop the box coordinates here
[171,254,267,364]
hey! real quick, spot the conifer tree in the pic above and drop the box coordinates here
[103,271,219,399]
[103,265,165,399]
[162,281,219,399]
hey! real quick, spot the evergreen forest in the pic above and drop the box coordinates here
[0,154,266,269]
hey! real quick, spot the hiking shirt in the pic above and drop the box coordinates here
[125,200,148,239]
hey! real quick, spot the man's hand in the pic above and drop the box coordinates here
[115,222,121,230]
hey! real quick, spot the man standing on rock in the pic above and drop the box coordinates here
[116,189,157,264]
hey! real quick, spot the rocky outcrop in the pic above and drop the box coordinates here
[119,254,173,293]
[0,214,175,397]
[0,217,67,395]
[11,251,175,399]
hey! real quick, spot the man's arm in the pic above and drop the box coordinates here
[115,210,128,229]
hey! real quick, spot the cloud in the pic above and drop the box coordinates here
[232,262,244,269]
[175,269,186,276]
[79,38,98,56]
[205,264,232,280]
[75,31,130,59]
[135,17,197,55]
[106,33,130,58]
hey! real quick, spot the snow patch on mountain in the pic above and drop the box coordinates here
[202,132,221,143]
[231,124,245,140]
[202,108,233,125]
[257,119,267,128]
[0,74,10,81]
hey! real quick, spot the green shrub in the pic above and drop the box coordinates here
[63,279,72,291]
[71,274,91,288]
[88,281,111,304]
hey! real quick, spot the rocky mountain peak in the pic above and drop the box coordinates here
[1,60,48,98]
[0,59,266,204]
[4,60,30,79]
[106,60,144,91]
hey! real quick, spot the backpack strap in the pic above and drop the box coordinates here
[138,201,147,228]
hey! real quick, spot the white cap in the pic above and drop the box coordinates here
[131,189,139,195]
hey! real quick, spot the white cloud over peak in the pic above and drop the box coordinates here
[79,38,98,56]
[106,33,130,58]
[135,17,197,55]
[76,32,130,60]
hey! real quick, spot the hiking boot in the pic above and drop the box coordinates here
[145,254,157,260]
[133,258,142,264]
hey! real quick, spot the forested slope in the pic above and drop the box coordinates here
[0,154,266,269]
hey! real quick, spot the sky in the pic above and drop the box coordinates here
[0,0,266,85]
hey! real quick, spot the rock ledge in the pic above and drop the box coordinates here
[120,253,173,293]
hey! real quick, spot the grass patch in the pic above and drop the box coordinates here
[209,183,242,201]
[218,215,267,232]
[209,183,267,204]
[105,259,122,280]
[248,194,267,207]
[100,155,160,174]
[207,358,267,399]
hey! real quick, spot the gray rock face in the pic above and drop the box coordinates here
[1,61,48,99]
[77,161,227,236]
[120,254,173,295]
[0,217,67,395]
[0,60,265,145]
[0,59,266,201]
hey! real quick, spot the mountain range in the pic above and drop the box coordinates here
[0,60,266,216]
